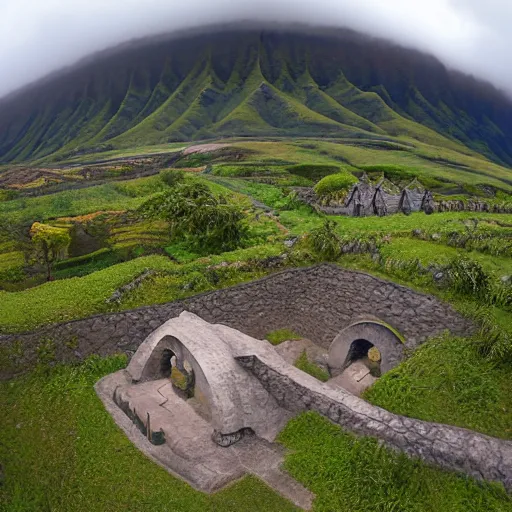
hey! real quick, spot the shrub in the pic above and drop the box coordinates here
[470,307,512,362]
[448,256,490,298]
[308,220,341,261]
[314,172,358,198]
[140,182,247,253]
[160,169,185,188]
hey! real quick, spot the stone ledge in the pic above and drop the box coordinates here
[236,354,512,492]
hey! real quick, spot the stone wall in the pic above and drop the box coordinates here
[0,264,473,379]
[236,354,512,491]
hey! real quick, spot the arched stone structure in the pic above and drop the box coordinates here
[137,335,211,415]
[328,319,404,376]
[126,312,288,441]
[96,311,512,495]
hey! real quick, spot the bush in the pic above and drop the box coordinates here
[470,307,512,362]
[308,221,341,261]
[448,256,490,298]
[160,169,185,188]
[314,172,358,198]
[140,182,248,253]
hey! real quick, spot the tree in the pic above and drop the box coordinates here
[140,182,247,253]
[30,222,71,281]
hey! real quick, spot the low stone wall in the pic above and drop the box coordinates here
[0,264,473,378]
[236,354,512,491]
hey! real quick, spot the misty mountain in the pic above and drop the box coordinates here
[1,27,512,166]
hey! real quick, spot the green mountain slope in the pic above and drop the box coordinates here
[1,28,512,166]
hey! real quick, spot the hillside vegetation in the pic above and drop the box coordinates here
[1,28,512,167]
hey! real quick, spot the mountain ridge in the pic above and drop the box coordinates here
[1,26,512,166]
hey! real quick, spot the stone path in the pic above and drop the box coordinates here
[326,360,378,397]
[96,371,314,510]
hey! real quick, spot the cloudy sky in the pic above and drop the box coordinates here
[0,0,511,98]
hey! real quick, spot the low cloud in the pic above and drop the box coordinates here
[1,0,511,98]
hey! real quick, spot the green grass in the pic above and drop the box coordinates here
[294,350,330,382]
[231,139,512,193]
[380,238,512,277]
[286,163,342,182]
[278,412,512,512]
[52,251,123,280]
[364,333,512,440]
[0,251,24,272]
[43,143,185,165]
[0,173,234,227]
[0,178,164,224]
[0,255,177,332]
[314,171,358,197]
[114,244,282,310]
[211,163,287,177]
[0,244,285,333]
[3,356,511,511]
[279,208,512,237]
[266,328,302,345]
[0,356,298,512]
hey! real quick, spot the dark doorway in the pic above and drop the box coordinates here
[160,348,177,378]
[344,339,374,367]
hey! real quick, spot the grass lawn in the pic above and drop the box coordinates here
[0,356,297,512]
[380,238,512,277]
[280,207,512,238]
[279,412,512,512]
[0,255,177,332]
[364,334,512,440]
[1,356,511,512]
[0,244,283,333]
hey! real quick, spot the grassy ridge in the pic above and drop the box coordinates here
[364,334,512,440]
[0,244,283,333]
[2,30,512,166]
[279,412,512,511]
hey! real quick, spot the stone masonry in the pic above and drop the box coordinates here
[235,353,512,492]
[0,264,473,379]
[97,312,512,495]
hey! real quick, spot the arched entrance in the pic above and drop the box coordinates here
[328,319,404,378]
